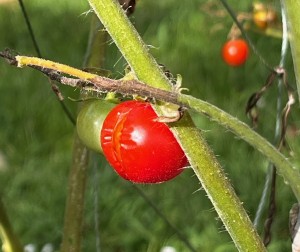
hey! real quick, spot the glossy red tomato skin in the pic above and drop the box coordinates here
[101,101,187,183]
[222,39,249,66]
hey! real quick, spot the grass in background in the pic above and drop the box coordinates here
[0,0,299,251]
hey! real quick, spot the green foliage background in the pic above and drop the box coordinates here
[0,0,299,251]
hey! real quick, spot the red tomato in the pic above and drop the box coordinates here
[101,101,188,183]
[222,39,249,66]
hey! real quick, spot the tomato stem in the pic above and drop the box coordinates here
[87,0,266,251]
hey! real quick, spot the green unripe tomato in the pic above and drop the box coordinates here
[76,99,116,153]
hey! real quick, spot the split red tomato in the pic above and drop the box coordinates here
[222,39,249,66]
[101,100,188,183]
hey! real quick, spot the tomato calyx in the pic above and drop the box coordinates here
[154,75,186,123]
[155,103,184,123]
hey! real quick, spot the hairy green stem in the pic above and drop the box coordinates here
[88,0,266,251]
[88,0,171,90]
[283,1,300,103]
[178,94,300,201]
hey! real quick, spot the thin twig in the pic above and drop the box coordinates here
[0,50,180,106]
[17,0,76,125]
[17,0,42,57]
[263,166,277,246]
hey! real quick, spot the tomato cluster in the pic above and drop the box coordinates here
[222,39,249,67]
[77,100,187,183]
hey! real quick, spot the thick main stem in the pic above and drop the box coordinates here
[87,0,266,251]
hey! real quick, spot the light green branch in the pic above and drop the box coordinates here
[178,94,300,201]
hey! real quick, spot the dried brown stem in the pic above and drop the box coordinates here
[0,49,181,107]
